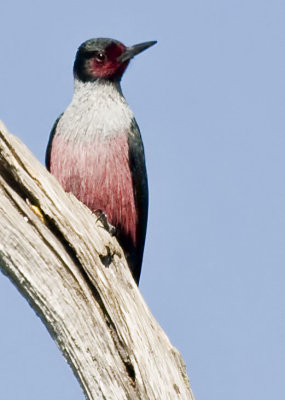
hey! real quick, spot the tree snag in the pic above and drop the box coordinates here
[0,121,194,400]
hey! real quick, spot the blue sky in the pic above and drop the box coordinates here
[0,1,285,399]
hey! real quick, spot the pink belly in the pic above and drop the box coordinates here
[49,134,137,244]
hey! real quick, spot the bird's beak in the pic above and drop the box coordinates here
[117,40,157,63]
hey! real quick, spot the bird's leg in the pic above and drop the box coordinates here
[94,210,116,236]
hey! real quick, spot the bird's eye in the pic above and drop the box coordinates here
[95,52,106,63]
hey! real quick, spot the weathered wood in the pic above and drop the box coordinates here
[0,121,194,400]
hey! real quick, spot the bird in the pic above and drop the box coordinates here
[45,38,157,285]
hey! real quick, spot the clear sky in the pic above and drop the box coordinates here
[0,1,285,399]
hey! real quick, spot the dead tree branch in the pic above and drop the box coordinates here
[0,121,194,400]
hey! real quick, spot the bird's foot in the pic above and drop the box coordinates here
[95,210,116,236]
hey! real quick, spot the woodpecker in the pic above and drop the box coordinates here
[46,38,156,284]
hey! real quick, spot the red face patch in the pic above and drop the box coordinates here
[88,42,129,79]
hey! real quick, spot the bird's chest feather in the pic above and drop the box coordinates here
[49,87,137,243]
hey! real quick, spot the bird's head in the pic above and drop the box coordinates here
[73,38,157,82]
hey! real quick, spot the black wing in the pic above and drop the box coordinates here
[45,114,63,171]
[126,118,149,284]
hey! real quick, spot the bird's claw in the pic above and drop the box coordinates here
[95,210,116,236]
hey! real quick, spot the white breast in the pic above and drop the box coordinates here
[57,79,134,142]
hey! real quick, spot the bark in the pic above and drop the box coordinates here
[0,121,194,400]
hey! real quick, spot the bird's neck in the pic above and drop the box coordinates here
[73,78,124,100]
